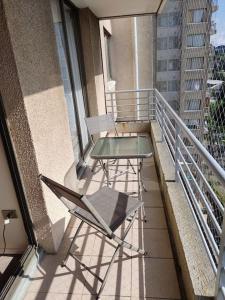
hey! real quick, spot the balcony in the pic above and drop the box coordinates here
[23,89,225,299]
[1,0,225,299]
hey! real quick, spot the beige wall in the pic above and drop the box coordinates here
[0,137,28,253]
[110,17,136,90]
[100,15,155,91]
[0,0,75,253]
[135,15,155,89]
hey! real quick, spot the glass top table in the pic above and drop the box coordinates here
[90,136,153,159]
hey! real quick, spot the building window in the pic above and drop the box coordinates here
[168,80,180,91]
[158,12,180,27]
[157,37,167,50]
[157,81,167,92]
[185,99,201,110]
[168,36,179,49]
[187,34,205,47]
[158,14,168,27]
[104,29,112,80]
[185,119,201,130]
[168,12,181,26]
[185,79,203,91]
[186,57,204,70]
[157,60,167,71]
[191,9,207,23]
[168,59,180,71]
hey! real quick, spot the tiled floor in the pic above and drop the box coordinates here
[24,134,181,300]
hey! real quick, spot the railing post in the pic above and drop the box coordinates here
[161,102,165,142]
[215,213,225,299]
[111,93,115,121]
[175,124,180,181]
[152,89,155,120]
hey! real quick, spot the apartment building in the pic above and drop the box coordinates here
[157,0,217,139]
[156,0,182,111]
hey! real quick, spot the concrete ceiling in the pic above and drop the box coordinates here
[72,0,167,18]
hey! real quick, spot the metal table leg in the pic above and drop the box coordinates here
[137,158,147,222]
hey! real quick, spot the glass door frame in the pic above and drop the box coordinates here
[59,0,91,172]
[0,94,37,298]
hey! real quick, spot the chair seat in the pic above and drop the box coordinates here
[72,187,142,233]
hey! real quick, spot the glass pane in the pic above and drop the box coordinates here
[192,9,205,23]
[54,22,80,163]
[157,60,167,71]
[91,136,153,159]
[64,7,89,152]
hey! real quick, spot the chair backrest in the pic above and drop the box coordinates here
[40,174,87,211]
[39,174,113,236]
[85,114,115,135]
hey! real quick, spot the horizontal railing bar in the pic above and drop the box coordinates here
[179,163,220,258]
[178,136,224,214]
[164,113,176,134]
[155,89,225,187]
[107,103,151,107]
[163,125,176,156]
[115,110,155,114]
[178,172,217,273]
[164,119,176,148]
[106,88,154,94]
[106,96,150,101]
[178,149,222,236]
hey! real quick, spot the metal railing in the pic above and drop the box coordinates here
[106,88,225,277]
[105,89,155,122]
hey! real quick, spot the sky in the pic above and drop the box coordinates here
[211,0,225,46]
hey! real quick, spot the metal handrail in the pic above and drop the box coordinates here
[106,87,225,275]
[155,89,225,187]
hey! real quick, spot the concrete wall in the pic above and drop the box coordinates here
[151,121,216,299]
[0,136,28,253]
[0,0,75,253]
[79,8,106,117]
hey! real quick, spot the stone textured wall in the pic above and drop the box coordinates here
[0,0,75,252]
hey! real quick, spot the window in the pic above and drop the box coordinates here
[157,38,167,50]
[157,60,167,71]
[185,99,201,110]
[157,81,167,92]
[158,12,180,27]
[185,79,203,91]
[168,59,180,71]
[168,12,180,26]
[185,119,201,130]
[158,14,168,27]
[54,2,90,169]
[191,9,207,23]
[186,57,204,70]
[187,34,205,47]
[168,36,179,49]
[168,80,180,91]
[104,29,112,80]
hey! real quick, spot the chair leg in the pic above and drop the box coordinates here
[128,159,136,174]
[97,209,146,299]
[61,220,84,267]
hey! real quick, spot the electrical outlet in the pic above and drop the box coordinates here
[2,210,18,220]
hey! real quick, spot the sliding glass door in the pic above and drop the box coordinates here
[63,4,89,152]
[53,0,90,171]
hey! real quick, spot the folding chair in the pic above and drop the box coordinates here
[39,174,147,299]
[85,113,136,176]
